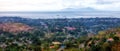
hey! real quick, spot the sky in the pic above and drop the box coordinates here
[0,0,120,11]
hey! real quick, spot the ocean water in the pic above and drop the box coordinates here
[0,11,120,19]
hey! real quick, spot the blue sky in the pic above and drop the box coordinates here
[0,0,120,11]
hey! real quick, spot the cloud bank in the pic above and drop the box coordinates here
[0,0,120,11]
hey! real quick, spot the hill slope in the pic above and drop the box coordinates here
[0,23,33,33]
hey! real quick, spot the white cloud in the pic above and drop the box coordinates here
[0,0,120,11]
[0,0,64,11]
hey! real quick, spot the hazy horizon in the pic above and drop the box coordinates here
[0,0,120,19]
[0,11,120,19]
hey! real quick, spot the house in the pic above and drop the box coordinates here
[52,42,61,45]
[49,45,55,48]
[107,38,114,42]
[79,43,84,48]
[65,27,76,31]
[49,42,61,49]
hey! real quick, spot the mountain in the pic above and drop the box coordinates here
[61,7,98,11]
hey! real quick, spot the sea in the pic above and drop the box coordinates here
[0,11,120,19]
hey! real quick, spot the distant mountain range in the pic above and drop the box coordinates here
[61,7,98,11]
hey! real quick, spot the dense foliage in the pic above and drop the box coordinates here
[0,17,120,51]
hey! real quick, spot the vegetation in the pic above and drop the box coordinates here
[0,17,119,51]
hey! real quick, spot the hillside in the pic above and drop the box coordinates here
[0,23,33,33]
[82,28,120,51]
[0,17,120,51]
[0,17,120,34]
